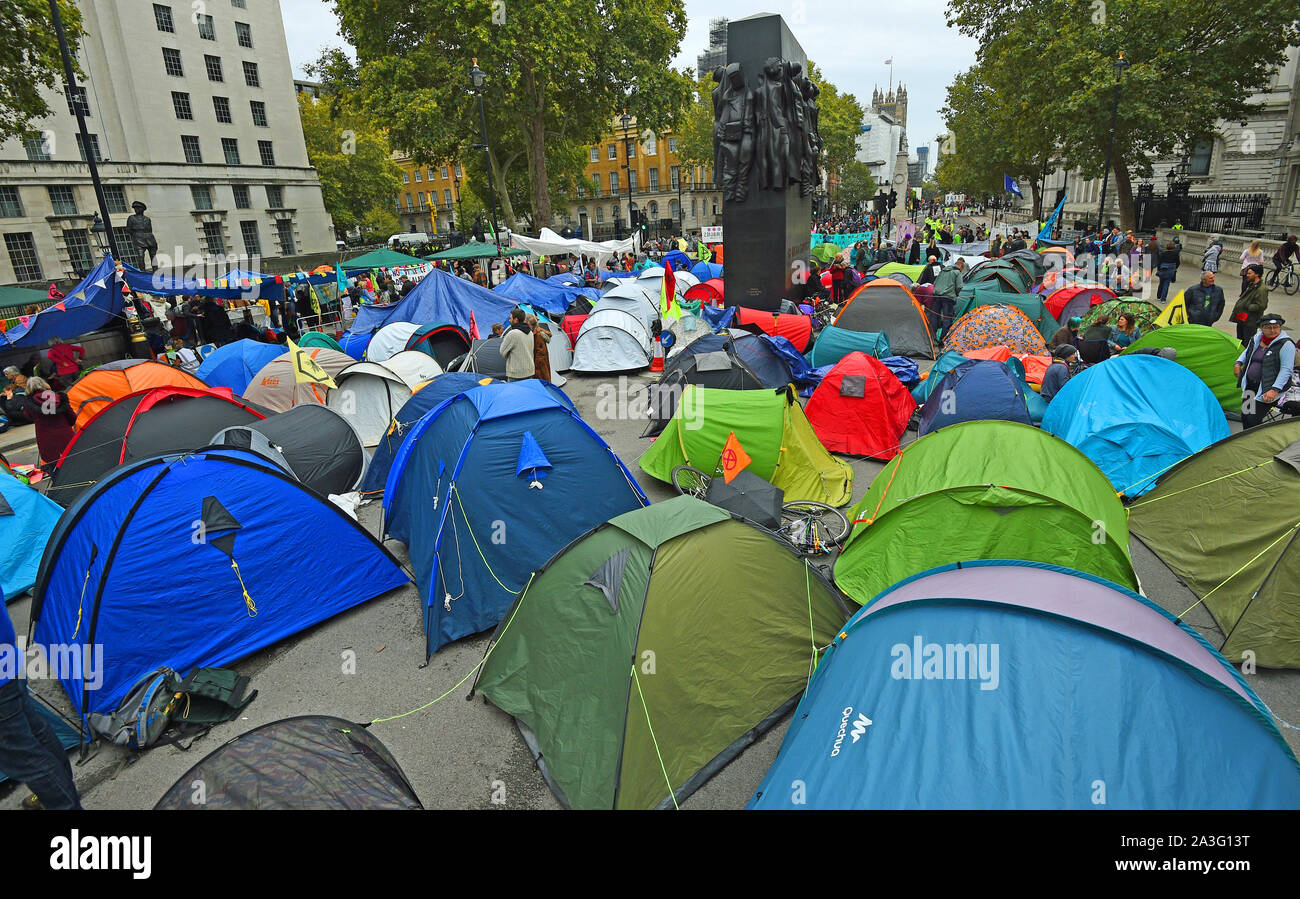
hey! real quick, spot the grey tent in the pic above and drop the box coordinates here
[454,336,568,388]
[210,404,367,496]
[570,280,663,373]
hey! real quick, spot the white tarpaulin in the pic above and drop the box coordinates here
[510,228,640,265]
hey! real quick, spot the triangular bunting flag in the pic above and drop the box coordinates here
[720,430,752,484]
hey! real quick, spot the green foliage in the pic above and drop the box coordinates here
[807,61,865,193]
[675,74,716,172]
[3,0,83,143]
[837,161,877,209]
[297,92,402,237]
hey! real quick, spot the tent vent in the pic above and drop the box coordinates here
[840,375,866,398]
[585,547,631,613]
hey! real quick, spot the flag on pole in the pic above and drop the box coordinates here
[286,338,337,389]
[884,58,893,65]
[1003,175,1024,198]
[336,263,348,296]
[1035,193,1067,243]
[719,431,752,484]
[297,269,322,316]
[469,310,481,340]
[659,258,678,321]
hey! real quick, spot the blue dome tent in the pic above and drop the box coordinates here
[30,448,410,730]
[1042,353,1229,497]
[196,340,286,394]
[384,380,647,657]
[0,475,63,600]
[918,359,1037,435]
[750,562,1300,810]
[689,261,723,281]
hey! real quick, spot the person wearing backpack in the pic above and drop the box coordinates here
[0,600,83,809]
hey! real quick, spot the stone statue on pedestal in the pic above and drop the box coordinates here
[125,201,159,270]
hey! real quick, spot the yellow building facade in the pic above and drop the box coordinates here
[393,155,466,236]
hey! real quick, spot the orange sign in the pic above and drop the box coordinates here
[720,431,751,484]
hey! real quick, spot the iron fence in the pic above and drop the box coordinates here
[1135,188,1271,235]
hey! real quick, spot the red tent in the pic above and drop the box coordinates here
[963,345,1013,362]
[562,314,588,350]
[684,278,724,304]
[1045,284,1115,322]
[733,307,814,352]
[805,352,916,460]
[1014,353,1052,385]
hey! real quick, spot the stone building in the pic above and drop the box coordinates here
[393,156,466,236]
[0,0,335,287]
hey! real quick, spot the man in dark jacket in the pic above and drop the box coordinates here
[1233,265,1269,345]
[1184,271,1225,326]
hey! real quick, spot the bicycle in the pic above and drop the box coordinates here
[1267,260,1299,296]
[669,465,850,556]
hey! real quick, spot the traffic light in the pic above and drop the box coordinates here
[888,189,898,210]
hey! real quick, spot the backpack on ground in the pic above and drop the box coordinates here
[86,666,181,750]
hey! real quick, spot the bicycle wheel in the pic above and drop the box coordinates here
[670,464,712,499]
[1284,268,1299,297]
[778,502,850,555]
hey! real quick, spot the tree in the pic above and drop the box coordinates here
[334,0,694,231]
[675,74,716,175]
[947,0,1300,230]
[297,92,402,239]
[3,1,83,143]
[837,161,877,211]
[806,62,865,201]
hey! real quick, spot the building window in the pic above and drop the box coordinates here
[23,133,52,161]
[628,171,637,193]
[75,134,104,162]
[275,219,295,255]
[670,199,679,220]
[669,137,678,154]
[221,138,240,165]
[154,4,174,32]
[0,187,22,218]
[440,166,449,179]
[590,147,599,162]
[404,193,413,211]
[213,96,233,124]
[171,91,194,120]
[64,229,93,276]
[232,184,250,209]
[592,174,601,197]
[608,144,617,160]
[418,192,428,210]
[257,140,275,166]
[243,61,260,87]
[240,220,260,256]
[443,189,452,207]
[250,100,268,127]
[191,185,213,210]
[670,166,680,190]
[265,185,284,208]
[65,85,90,117]
[204,55,224,82]
[414,169,422,182]
[610,172,619,193]
[116,240,143,270]
[426,168,435,181]
[181,135,202,163]
[5,233,43,281]
[648,168,659,191]
[595,206,604,223]
[691,198,697,217]
[401,171,409,184]
[454,164,462,178]
[47,185,78,215]
[577,183,586,197]
[626,140,636,159]
[645,135,656,155]
[1189,140,1213,177]
[163,47,184,77]
[648,200,658,218]
[235,21,252,48]
[197,13,216,40]
[231,0,245,7]
[202,221,225,255]
[103,185,128,214]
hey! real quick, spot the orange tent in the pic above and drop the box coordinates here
[963,345,1012,362]
[834,278,936,358]
[67,359,207,430]
[312,264,335,275]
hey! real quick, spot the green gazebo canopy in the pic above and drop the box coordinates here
[425,241,530,261]
[341,248,428,270]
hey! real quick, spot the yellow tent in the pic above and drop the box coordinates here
[1155,290,1187,327]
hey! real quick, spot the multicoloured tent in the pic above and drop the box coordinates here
[953,288,1059,339]
[639,385,853,506]
[942,304,1046,356]
[1045,284,1115,323]
[242,347,354,411]
[834,420,1137,605]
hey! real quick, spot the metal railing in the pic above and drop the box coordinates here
[1135,189,1271,235]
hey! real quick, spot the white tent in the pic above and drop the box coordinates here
[366,321,420,363]
[381,350,443,389]
[510,227,639,266]
[325,361,412,447]
[569,281,661,373]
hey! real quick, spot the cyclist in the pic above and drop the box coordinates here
[1273,235,1299,284]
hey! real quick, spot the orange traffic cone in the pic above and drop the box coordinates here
[649,335,665,372]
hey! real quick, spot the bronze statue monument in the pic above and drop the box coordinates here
[125,200,159,270]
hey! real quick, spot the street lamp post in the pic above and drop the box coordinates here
[1097,51,1130,235]
[453,168,464,237]
[469,59,503,280]
[620,111,633,244]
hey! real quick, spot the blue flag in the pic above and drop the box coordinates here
[1036,193,1067,243]
[1003,175,1024,198]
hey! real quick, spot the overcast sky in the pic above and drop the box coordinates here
[280,0,977,165]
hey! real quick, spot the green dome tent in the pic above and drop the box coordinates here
[873,262,926,282]
[298,330,343,352]
[474,496,849,809]
[1122,324,1243,414]
[811,243,841,264]
[639,385,853,506]
[834,420,1137,605]
[1129,419,1300,668]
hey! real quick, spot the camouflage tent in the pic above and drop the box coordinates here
[1078,298,1162,335]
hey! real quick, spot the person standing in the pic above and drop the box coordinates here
[1232,265,1269,346]
[1201,236,1223,273]
[22,377,76,467]
[1184,272,1226,326]
[1156,240,1181,304]
[829,253,846,303]
[1235,314,1295,428]
[1240,240,1266,294]
[528,314,552,383]
[46,337,84,389]
[499,308,535,381]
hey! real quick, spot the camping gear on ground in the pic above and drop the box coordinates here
[0,474,63,599]
[1129,419,1300,668]
[805,353,916,459]
[211,404,367,498]
[473,496,849,810]
[954,288,1059,339]
[325,362,412,447]
[365,321,421,363]
[31,448,410,729]
[807,326,890,369]
[1045,284,1114,324]
[834,420,1138,605]
[47,386,266,506]
[917,359,1036,435]
[86,665,255,750]
[243,346,354,411]
[1042,353,1229,498]
[86,666,181,750]
[155,715,423,809]
[383,379,647,657]
[750,561,1300,809]
[1122,324,1243,415]
[380,350,443,389]
[194,340,286,396]
[833,279,936,359]
[731,307,814,353]
[640,385,853,506]
[405,322,472,370]
[68,359,208,429]
[704,468,784,529]
[943,304,1046,356]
